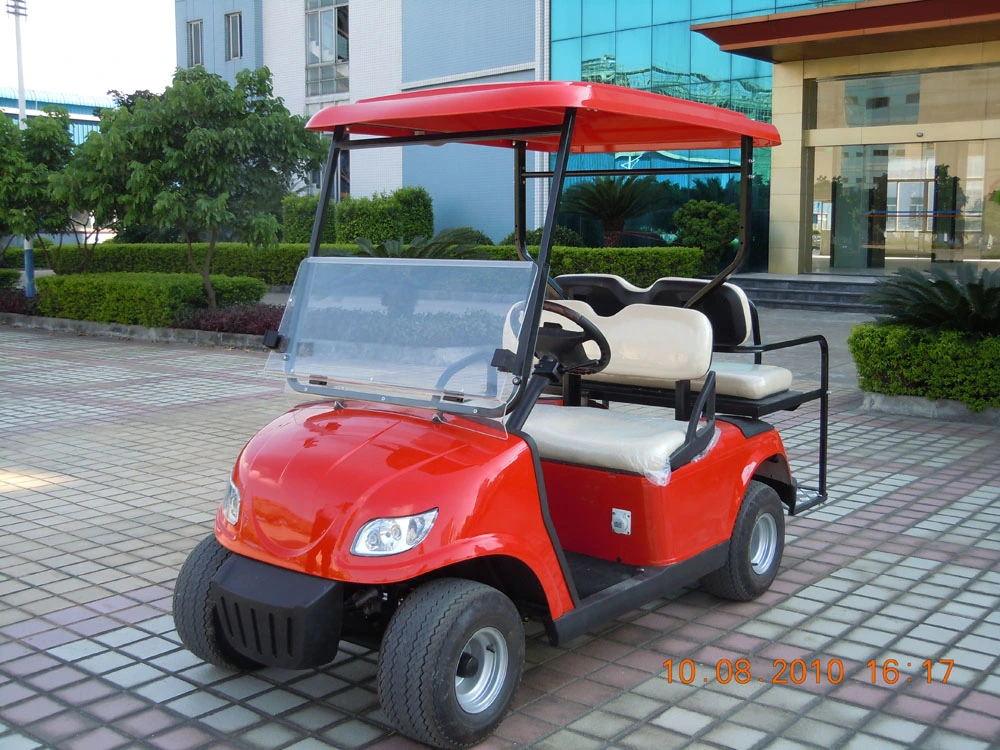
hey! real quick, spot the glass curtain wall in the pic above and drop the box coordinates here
[807,64,1000,271]
[550,0,855,268]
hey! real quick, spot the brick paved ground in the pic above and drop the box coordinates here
[1,315,998,749]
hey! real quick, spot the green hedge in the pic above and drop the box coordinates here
[0,268,20,292]
[335,186,434,245]
[282,195,336,244]
[36,273,267,328]
[485,245,702,287]
[4,243,354,285]
[848,323,1000,412]
[5,243,702,288]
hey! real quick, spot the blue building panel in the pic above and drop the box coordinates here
[402,70,537,242]
[175,0,264,86]
[401,0,536,83]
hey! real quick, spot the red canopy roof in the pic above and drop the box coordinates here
[305,81,780,153]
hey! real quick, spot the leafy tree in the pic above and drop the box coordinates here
[105,88,162,114]
[0,108,75,265]
[76,67,324,306]
[673,199,740,275]
[560,175,661,247]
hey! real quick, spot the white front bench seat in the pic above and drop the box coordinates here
[520,302,715,483]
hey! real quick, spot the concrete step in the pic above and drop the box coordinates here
[730,274,881,313]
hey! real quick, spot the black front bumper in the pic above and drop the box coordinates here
[211,554,343,669]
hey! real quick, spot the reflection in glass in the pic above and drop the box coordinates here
[582,0,615,36]
[810,141,993,270]
[810,64,1000,129]
[616,0,651,30]
[582,33,616,84]
[551,38,582,81]
[552,0,582,40]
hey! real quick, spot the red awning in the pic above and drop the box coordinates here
[305,81,780,152]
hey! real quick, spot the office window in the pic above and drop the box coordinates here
[187,20,203,67]
[306,0,349,97]
[226,12,243,61]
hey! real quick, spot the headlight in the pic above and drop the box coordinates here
[351,509,438,557]
[221,479,241,526]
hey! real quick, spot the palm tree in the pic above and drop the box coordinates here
[559,175,661,247]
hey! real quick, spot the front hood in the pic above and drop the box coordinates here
[234,402,512,561]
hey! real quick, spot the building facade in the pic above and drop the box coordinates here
[175,0,999,273]
[697,0,1000,274]
[174,0,547,241]
[0,87,114,144]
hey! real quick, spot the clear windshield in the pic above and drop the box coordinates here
[264,257,537,416]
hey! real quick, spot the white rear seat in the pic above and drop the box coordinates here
[557,275,793,400]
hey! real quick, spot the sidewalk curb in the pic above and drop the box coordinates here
[861,392,1000,425]
[0,312,266,350]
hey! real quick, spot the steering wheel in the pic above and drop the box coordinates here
[534,301,612,375]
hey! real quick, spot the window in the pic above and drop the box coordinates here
[187,20,203,67]
[305,0,349,97]
[226,13,243,61]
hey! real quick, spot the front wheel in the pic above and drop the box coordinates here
[172,535,260,670]
[701,480,785,601]
[377,578,525,749]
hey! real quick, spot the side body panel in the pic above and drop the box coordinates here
[540,422,789,567]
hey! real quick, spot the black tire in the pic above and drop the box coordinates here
[377,578,525,749]
[701,480,785,601]
[172,535,260,670]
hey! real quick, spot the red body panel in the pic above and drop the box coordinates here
[539,422,788,567]
[216,401,577,619]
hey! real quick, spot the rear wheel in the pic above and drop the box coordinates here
[172,535,260,670]
[701,480,784,601]
[377,578,524,749]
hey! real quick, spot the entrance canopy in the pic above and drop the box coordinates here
[305,81,780,153]
[693,0,1000,63]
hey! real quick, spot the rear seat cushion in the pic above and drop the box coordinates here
[521,404,686,482]
[584,361,793,400]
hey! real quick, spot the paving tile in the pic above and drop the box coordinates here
[4,326,1000,750]
[651,705,714,735]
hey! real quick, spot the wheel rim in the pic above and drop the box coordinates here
[749,512,778,575]
[455,626,508,715]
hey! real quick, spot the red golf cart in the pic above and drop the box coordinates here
[173,81,829,749]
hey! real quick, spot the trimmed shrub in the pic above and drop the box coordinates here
[500,226,587,247]
[393,186,434,241]
[848,323,1000,412]
[0,290,40,315]
[552,246,702,287]
[7,243,701,290]
[36,273,266,327]
[4,243,357,285]
[282,195,336,244]
[177,304,285,335]
[485,245,701,286]
[447,227,494,246]
[0,268,20,292]
[335,186,434,245]
[673,200,740,275]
